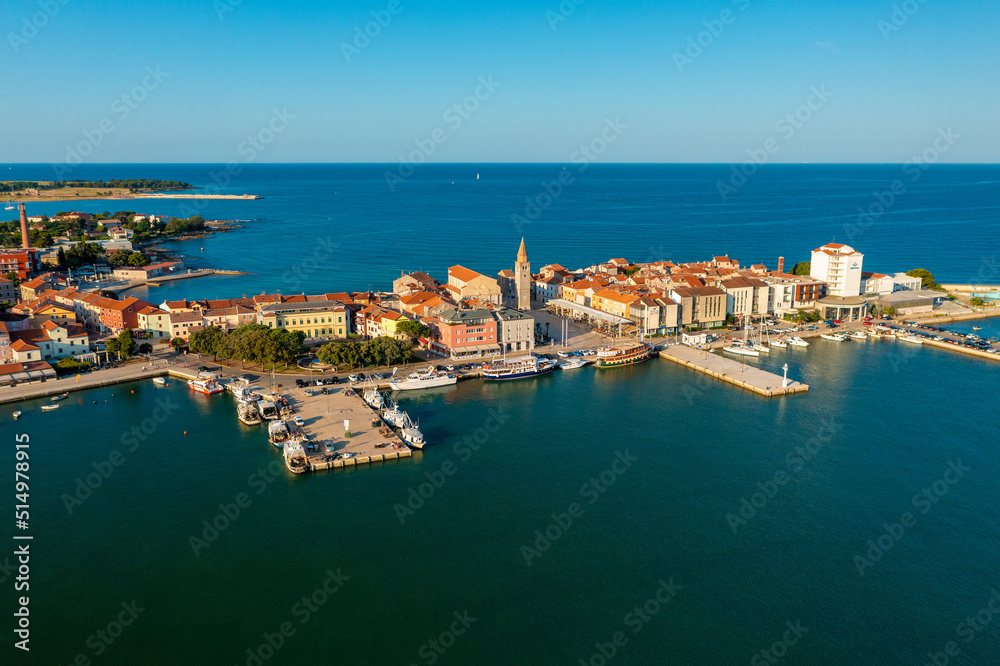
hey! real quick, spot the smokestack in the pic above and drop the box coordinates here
[777,256,784,275]
[19,203,30,249]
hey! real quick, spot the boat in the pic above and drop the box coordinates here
[973,326,982,331]
[152,377,166,385]
[787,337,810,347]
[482,355,558,380]
[13,411,22,420]
[227,379,259,402]
[559,358,590,369]
[362,377,385,408]
[51,392,69,401]
[849,330,867,340]
[593,340,653,368]
[237,400,261,426]
[899,335,925,345]
[820,333,847,342]
[399,413,425,449]
[41,404,60,411]
[770,338,788,348]
[723,342,760,357]
[256,399,280,421]
[388,366,458,391]
[283,439,309,474]
[188,378,224,395]
[268,419,291,447]
[381,400,408,428]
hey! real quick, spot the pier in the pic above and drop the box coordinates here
[658,345,809,397]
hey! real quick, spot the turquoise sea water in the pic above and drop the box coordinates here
[4,339,1000,664]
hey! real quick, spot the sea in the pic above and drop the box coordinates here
[3,164,1000,665]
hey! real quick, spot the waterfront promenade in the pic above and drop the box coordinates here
[659,344,809,397]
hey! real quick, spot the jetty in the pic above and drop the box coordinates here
[658,344,809,397]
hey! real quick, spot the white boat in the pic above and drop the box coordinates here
[820,333,847,342]
[237,400,261,426]
[362,377,385,408]
[13,410,22,420]
[41,404,60,411]
[972,326,982,331]
[51,392,69,401]
[388,366,457,391]
[899,335,925,345]
[382,400,407,428]
[256,399,280,421]
[399,413,425,449]
[770,338,788,348]
[788,336,810,347]
[482,355,558,380]
[268,419,291,447]
[723,343,760,357]
[559,358,590,369]
[188,378,224,395]
[227,379,259,402]
[848,330,867,340]
[152,377,166,385]
[283,439,309,474]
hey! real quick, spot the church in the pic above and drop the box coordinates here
[497,237,531,311]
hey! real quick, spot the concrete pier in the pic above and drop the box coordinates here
[658,345,809,397]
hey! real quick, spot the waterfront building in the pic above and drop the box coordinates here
[810,242,864,297]
[492,306,534,354]
[531,275,562,304]
[393,271,438,297]
[169,311,205,340]
[721,276,772,317]
[592,289,639,320]
[560,278,608,307]
[257,300,348,340]
[111,262,180,282]
[892,273,923,291]
[861,272,895,296]
[447,265,501,305]
[875,291,935,315]
[430,308,501,359]
[670,286,727,329]
[817,295,869,321]
[94,296,155,335]
[0,360,56,386]
[137,306,172,339]
[6,321,89,363]
[766,275,829,318]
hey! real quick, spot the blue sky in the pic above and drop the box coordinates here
[2,0,998,163]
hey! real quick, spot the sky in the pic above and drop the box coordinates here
[2,0,998,164]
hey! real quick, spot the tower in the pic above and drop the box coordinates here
[19,203,30,249]
[515,237,530,310]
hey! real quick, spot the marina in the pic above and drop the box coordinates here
[659,344,809,397]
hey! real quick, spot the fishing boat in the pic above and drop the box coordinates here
[820,333,847,342]
[593,340,653,368]
[41,404,60,411]
[482,355,558,380]
[152,377,166,385]
[256,398,280,421]
[388,366,458,391]
[188,378,224,395]
[559,357,590,369]
[849,330,867,340]
[51,392,69,401]
[899,335,924,345]
[399,413,425,449]
[268,419,291,447]
[788,336,809,347]
[362,377,385,408]
[283,440,309,474]
[227,379,259,402]
[13,411,22,420]
[381,400,408,428]
[237,400,261,426]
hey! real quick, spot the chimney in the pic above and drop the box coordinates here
[777,256,784,275]
[19,203,30,249]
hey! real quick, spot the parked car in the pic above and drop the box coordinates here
[557,351,570,358]
[329,376,341,384]
[197,366,210,372]
[349,374,358,382]
[293,416,305,427]
[446,365,456,372]
[295,379,306,388]
[357,372,366,381]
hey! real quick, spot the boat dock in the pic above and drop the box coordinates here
[280,387,413,471]
[658,345,809,397]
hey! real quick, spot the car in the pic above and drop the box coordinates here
[295,379,306,388]
[357,372,366,381]
[329,376,341,384]
[348,374,358,382]
[446,365,456,372]
[293,416,305,427]
[197,366,210,372]
[557,351,570,358]
[321,387,329,395]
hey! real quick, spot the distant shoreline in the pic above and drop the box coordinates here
[10,192,263,203]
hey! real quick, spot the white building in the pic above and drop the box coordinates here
[861,272,894,296]
[810,243,863,297]
[892,273,923,291]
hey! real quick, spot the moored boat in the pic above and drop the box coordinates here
[237,400,262,426]
[559,358,590,369]
[788,336,809,347]
[399,413,425,449]
[268,419,290,447]
[51,392,69,401]
[389,366,458,391]
[849,330,867,340]
[899,334,924,344]
[41,404,60,411]
[152,377,166,385]
[283,439,309,474]
[820,333,847,342]
[723,342,760,357]
[188,378,224,395]
[593,340,653,368]
[482,355,557,380]
[770,338,788,348]
[13,410,22,420]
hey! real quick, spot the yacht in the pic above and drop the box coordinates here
[594,340,653,368]
[388,366,457,391]
[559,357,590,369]
[820,333,848,342]
[237,400,261,426]
[787,337,810,347]
[849,330,867,340]
[770,338,788,348]
[899,334,925,345]
[268,419,291,447]
[482,355,558,380]
[283,440,309,474]
[723,342,760,357]
[188,378,224,395]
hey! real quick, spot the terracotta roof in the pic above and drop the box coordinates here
[448,265,484,283]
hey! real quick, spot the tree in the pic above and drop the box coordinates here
[4,271,21,288]
[116,329,137,358]
[189,326,228,361]
[790,261,811,276]
[57,247,67,267]
[970,297,986,307]
[127,251,150,267]
[171,337,187,352]
[138,342,153,354]
[108,249,132,267]
[906,268,938,290]
[396,320,431,339]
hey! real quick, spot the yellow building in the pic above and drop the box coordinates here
[591,289,639,319]
[258,301,348,339]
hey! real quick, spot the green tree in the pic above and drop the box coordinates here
[2,272,18,288]
[789,261,811,276]
[108,249,132,267]
[57,247,67,267]
[396,320,431,339]
[127,251,150,267]
[970,297,986,307]
[189,326,228,361]
[906,268,939,290]
[170,337,187,352]
[116,329,138,358]
[138,342,153,354]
